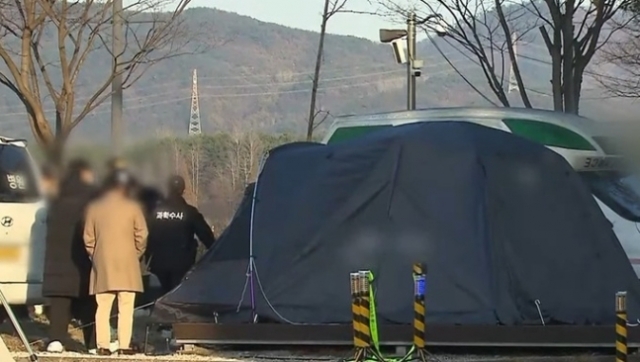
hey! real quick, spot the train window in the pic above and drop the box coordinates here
[580,171,640,222]
[592,136,621,155]
[0,145,39,202]
[326,125,393,144]
[503,118,596,151]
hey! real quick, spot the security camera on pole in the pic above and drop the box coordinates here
[379,12,442,111]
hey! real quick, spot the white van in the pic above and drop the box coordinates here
[0,137,46,305]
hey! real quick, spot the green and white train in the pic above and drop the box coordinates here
[321,107,640,275]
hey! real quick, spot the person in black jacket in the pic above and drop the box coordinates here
[146,175,215,294]
[42,159,98,353]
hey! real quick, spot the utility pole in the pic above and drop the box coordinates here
[407,12,417,110]
[111,0,124,155]
[380,13,436,111]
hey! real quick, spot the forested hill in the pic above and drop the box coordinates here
[0,6,637,145]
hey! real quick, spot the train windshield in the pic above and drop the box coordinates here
[0,144,39,203]
[581,171,640,222]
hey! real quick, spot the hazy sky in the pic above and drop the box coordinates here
[180,0,406,41]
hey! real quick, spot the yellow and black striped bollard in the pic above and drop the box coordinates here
[398,263,430,362]
[358,271,372,349]
[358,270,386,362]
[413,263,426,350]
[616,291,627,362]
[350,273,367,351]
[346,272,369,362]
[345,270,385,362]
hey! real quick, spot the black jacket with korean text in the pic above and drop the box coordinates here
[145,194,215,273]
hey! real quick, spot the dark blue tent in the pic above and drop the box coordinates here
[153,122,640,326]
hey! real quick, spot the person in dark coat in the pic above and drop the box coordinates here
[146,175,216,294]
[42,158,98,353]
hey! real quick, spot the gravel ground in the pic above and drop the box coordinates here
[6,344,640,362]
[7,344,640,362]
[9,353,640,362]
[12,352,240,361]
[1,308,176,356]
[3,310,640,362]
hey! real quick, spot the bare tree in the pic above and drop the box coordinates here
[209,130,265,228]
[376,0,625,114]
[238,131,261,186]
[189,137,201,205]
[432,0,534,108]
[166,136,198,204]
[306,0,348,141]
[535,0,623,113]
[598,10,640,97]
[226,127,265,188]
[0,0,201,163]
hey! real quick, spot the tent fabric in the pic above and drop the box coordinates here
[153,121,640,326]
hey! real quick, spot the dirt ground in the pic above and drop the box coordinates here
[0,309,179,354]
[1,310,281,361]
[4,312,640,362]
[10,354,640,362]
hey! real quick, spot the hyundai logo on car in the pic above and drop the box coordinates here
[1,216,13,227]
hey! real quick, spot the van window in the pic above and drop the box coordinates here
[592,136,621,155]
[0,145,39,202]
[327,125,393,143]
[503,118,596,151]
[580,171,640,222]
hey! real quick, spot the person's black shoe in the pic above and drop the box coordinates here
[96,348,112,356]
[118,342,141,356]
[119,348,137,355]
[156,324,171,332]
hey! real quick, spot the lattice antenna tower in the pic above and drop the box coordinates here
[189,69,202,135]
[508,31,519,94]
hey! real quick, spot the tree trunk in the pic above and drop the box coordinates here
[306,0,331,141]
[569,67,584,115]
[46,138,65,167]
[495,1,532,108]
[562,15,576,113]
[42,112,67,167]
[540,26,564,111]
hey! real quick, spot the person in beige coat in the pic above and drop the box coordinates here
[83,169,148,356]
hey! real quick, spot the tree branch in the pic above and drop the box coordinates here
[0,0,217,161]
[307,0,349,141]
